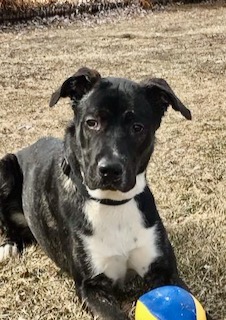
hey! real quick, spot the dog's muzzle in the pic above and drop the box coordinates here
[61,157,131,206]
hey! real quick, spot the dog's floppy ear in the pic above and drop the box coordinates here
[49,67,101,107]
[141,78,192,120]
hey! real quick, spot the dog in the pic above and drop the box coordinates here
[0,67,212,320]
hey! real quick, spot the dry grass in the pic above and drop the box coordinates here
[0,4,226,320]
[0,0,93,8]
[0,0,131,11]
[0,0,55,10]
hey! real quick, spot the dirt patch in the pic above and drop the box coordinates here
[0,4,226,320]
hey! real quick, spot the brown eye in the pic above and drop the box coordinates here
[132,123,144,133]
[86,119,100,130]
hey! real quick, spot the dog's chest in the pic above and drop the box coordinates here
[82,199,160,282]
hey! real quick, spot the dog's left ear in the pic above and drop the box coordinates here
[141,78,192,121]
[49,67,101,107]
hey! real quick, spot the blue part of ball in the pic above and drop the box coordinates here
[139,286,197,320]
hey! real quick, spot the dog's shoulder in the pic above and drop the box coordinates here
[17,137,63,166]
[15,137,63,182]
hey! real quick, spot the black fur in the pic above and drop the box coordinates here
[0,67,213,320]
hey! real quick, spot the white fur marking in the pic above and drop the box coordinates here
[63,176,76,193]
[60,170,76,194]
[86,172,146,201]
[0,243,18,262]
[83,198,160,282]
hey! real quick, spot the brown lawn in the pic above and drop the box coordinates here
[0,4,225,320]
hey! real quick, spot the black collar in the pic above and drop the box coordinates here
[61,157,132,206]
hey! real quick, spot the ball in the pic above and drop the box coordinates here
[135,286,207,320]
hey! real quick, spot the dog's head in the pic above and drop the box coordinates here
[50,67,191,200]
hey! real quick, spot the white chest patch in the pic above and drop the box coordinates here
[82,199,160,282]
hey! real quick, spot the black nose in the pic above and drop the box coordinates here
[98,159,123,181]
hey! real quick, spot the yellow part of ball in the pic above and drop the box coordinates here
[135,300,158,320]
[193,296,207,320]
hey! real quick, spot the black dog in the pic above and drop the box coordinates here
[0,67,212,320]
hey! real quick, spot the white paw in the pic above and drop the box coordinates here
[0,243,18,262]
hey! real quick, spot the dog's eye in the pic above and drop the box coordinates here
[86,119,100,130]
[132,123,144,133]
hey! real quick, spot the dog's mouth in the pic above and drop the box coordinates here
[99,184,119,191]
[87,181,131,193]
[85,172,146,201]
[84,174,134,193]
[97,177,124,191]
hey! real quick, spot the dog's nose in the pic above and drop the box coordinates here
[98,159,123,181]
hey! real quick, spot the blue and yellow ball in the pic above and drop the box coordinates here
[135,286,207,320]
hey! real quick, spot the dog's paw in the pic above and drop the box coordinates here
[0,242,18,262]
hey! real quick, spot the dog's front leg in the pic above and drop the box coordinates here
[77,274,129,320]
[144,258,189,290]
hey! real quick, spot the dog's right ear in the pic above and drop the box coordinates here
[49,67,101,107]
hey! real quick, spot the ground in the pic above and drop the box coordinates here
[0,4,225,320]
